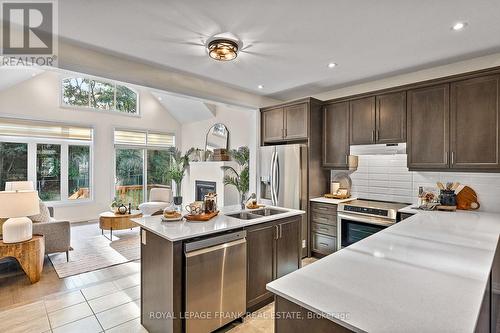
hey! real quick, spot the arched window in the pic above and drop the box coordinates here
[61,77,138,115]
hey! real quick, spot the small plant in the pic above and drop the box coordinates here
[221,146,250,209]
[167,148,195,197]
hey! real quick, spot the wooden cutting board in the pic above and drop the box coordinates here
[456,186,480,210]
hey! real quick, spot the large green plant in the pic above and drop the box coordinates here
[221,147,250,207]
[168,148,194,196]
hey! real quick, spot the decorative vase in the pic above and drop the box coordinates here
[117,204,128,215]
[173,196,183,206]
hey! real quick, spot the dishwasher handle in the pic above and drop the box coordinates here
[184,230,247,253]
[185,238,246,258]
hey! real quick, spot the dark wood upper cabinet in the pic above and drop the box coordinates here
[376,91,406,143]
[276,219,300,279]
[246,223,276,310]
[450,75,500,170]
[349,96,376,145]
[407,84,450,170]
[261,107,284,143]
[284,103,308,140]
[323,102,349,169]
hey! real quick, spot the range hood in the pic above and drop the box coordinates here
[350,143,407,155]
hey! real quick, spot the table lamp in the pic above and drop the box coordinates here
[0,190,40,243]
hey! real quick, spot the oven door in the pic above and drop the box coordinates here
[337,212,394,249]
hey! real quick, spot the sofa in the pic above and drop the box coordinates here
[32,207,71,261]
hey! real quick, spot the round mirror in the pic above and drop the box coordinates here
[205,123,229,153]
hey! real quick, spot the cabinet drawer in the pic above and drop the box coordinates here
[311,202,337,214]
[311,212,337,225]
[311,222,336,237]
[312,233,336,255]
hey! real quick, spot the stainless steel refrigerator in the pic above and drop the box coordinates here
[259,144,308,256]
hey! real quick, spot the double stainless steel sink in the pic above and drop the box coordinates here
[226,208,288,220]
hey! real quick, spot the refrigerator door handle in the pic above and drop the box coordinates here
[275,154,280,204]
[270,151,277,205]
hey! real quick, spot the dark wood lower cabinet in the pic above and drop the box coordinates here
[246,223,276,311]
[275,296,353,333]
[246,216,301,312]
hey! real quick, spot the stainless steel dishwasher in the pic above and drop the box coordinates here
[185,231,247,333]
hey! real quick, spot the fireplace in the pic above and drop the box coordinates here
[195,181,216,201]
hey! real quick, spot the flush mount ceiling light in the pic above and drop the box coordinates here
[328,62,338,69]
[258,85,264,89]
[207,39,239,61]
[452,22,467,31]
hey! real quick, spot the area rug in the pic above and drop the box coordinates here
[48,230,140,278]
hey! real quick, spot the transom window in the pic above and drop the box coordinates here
[0,118,93,204]
[62,77,138,115]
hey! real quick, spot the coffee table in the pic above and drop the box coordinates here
[99,210,142,241]
[0,235,45,283]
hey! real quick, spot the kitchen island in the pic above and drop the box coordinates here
[267,210,500,333]
[132,206,304,333]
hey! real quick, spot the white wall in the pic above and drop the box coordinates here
[0,71,181,222]
[334,155,500,213]
[181,105,258,200]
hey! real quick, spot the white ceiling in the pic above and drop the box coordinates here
[152,91,216,124]
[0,67,44,91]
[59,0,500,100]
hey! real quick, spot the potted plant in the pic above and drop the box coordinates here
[167,148,194,206]
[221,146,249,209]
[110,196,125,214]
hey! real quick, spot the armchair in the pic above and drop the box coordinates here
[139,188,173,216]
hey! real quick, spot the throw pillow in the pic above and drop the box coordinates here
[29,200,52,223]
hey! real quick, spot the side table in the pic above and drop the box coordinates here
[0,235,45,283]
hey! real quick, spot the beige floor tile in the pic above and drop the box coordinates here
[44,290,86,313]
[96,300,141,330]
[113,273,140,290]
[89,286,139,313]
[48,302,93,328]
[4,315,51,333]
[105,317,147,333]
[52,315,103,333]
[81,281,119,300]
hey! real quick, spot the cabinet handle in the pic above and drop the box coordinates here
[451,152,455,165]
[284,128,287,137]
[274,225,279,240]
[319,242,329,247]
[279,225,283,239]
[372,130,375,142]
[345,155,348,165]
[445,151,448,164]
[376,130,379,141]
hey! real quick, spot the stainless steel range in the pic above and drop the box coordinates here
[337,200,408,249]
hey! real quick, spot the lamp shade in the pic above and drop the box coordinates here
[0,191,40,218]
[5,181,35,191]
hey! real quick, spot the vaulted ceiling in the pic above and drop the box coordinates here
[58,0,500,100]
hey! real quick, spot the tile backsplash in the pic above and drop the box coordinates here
[332,154,500,213]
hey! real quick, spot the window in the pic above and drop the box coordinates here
[62,76,138,115]
[114,129,175,208]
[0,142,28,190]
[0,118,93,204]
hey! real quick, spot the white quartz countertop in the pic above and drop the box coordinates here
[132,205,304,242]
[310,197,357,205]
[267,210,500,333]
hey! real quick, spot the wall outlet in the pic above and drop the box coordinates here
[302,240,306,248]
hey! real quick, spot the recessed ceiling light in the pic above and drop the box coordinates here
[157,97,162,101]
[258,85,264,89]
[452,22,467,31]
[328,62,338,69]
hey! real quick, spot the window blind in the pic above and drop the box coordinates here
[114,129,174,147]
[0,118,93,141]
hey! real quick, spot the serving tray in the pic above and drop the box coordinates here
[184,211,219,222]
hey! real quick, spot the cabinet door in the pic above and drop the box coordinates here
[323,102,349,169]
[262,108,284,143]
[284,103,308,140]
[407,84,450,170]
[246,223,276,309]
[451,75,500,170]
[276,218,300,279]
[376,91,406,143]
[350,97,376,145]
